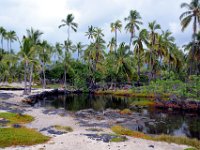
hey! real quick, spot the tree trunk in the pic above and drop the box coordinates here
[137,48,140,86]
[42,61,46,89]
[115,29,117,53]
[129,34,133,52]
[28,63,33,94]
[64,66,67,93]
[23,60,28,95]
[7,40,9,52]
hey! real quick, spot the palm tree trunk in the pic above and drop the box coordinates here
[115,29,117,53]
[68,26,70,41]
[28,63,33,94]
[7,40,9,52]
[10,41,12,52]
[137,48,140,86]
[24,60,28,95]
[42,61,46,89]
[129,33,133,52]
[64,66,67,93]
[1,37,3,54]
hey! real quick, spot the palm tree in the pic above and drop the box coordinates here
[38,40,52,89]
[6,30,17,52]
[133,29,148,85]
[107,37,116,53]
[111,20,122,52]
[18,36,35,95]
[147,21,161,79]
[0,27,6,53]
[124,10,143,51]
[75,42,85,60]
[85,25,96,42]
[180,0,200,41]
[58,14,78,41]
[115,42,133,83]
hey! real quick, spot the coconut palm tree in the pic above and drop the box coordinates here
[18,36,35,95]
[59,14,78,41]
[6,30,17,52]
[75,42,85,60]
[38,40,52,89]
[0,27,6,53]
[85,25,96,42]
[107,37,116,53]
[180,0,200,41]
[147,21,161,79]
[115,42,133,82]
[111,20,122,52]
[133,29,148,85]
[124,10,143,51]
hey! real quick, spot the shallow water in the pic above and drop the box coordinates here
[34,93,200,140]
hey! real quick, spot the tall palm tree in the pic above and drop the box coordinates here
[180,0,200,41]
[0,27,6,53]
[26,28,43,93]
[111,20,122,52]
[75,42,85,60]
[85,25,96,42]
[133,29,148,85]
[124,10,143,51]
[18,36,35,95]
[58,14,78,41]
[38,40,52,89]
[6,30,17,52]
[115,42,133,83]
[147,21,161,79]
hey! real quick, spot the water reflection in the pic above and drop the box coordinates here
[34,93,200,140]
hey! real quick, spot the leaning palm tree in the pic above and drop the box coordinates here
[111,20,122,52]
[124,10,143,51]
[58,14,78,41]
[180,0,200,41]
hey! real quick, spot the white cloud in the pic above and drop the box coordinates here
[0,0,192,51]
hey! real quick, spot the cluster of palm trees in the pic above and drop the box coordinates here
[0,27,17,54]
[0,0,199,94]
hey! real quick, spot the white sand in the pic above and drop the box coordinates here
[0,90,190,150]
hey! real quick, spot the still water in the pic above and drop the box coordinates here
[34,94,200,140]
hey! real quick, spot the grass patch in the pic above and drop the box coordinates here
[110,136,128,142]
[95,90,170,99]
[111,125,200,149]
[119,109,132,115]
[0,128,50,148]
[53,125,73,132]
[0,112,34,125]
[184,148,197,150]
[154,135,200,150]
[111,125,151,139]
[131,100,154,106]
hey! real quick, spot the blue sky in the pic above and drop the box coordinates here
[0,0,192,52]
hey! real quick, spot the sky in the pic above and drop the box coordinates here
[0,0,192,52]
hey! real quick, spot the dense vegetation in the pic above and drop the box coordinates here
[0,0,199,98]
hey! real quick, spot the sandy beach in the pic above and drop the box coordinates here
[0,90,189,150]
